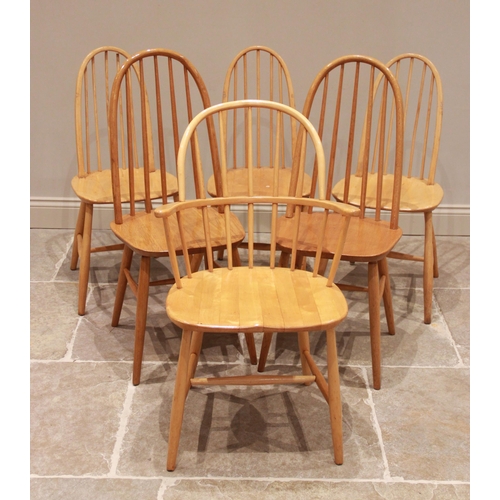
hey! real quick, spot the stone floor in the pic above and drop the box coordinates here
[30,229,470,499]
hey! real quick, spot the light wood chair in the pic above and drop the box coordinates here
[333,53,444,324]
[71,46,159,316]
[207,46,304,199]
[154,99,360,471]
[260,55,405,390]
[108,49,249,386]
[207,46,311,257]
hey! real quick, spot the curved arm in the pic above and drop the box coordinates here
[154,195,360,219]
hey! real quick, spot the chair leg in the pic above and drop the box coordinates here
[258,332,274,372]
[167,329,193,472]
[367,262,382,390]
[244,333,258,365]
[431,216,439,278]
[70,202,85,270]
[278,251,290,268]
[112,245,134,327]
[77,203,93,316]
[318,257,329,276]
[326,328,343,465]
[231,246,242,267]
[378,258,396,335]
[297,331,312,385]
[132,256,151,386]
[423,212,434,324]
[188,331,204,380]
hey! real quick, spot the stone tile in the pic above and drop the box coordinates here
[30,282,81,360]
[29,230,470,493]
[118,365,384,480]
[56,232,175,285]
[434,288,470,365]
[268,287,461,384]
[30,362,131,476]
[160,479,470,499]
[386,236,470,290]
[31,229,73,282]
[30,478,162,500]
[73,285,250,369]
[372,367,470,482]
[55,229,123,284]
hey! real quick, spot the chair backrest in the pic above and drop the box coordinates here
[75,46,133,178]
[155,99,359,286]
[221,46,297,172]
[383,53,443,185]
[108,48,219,225]
[299,55,404,230]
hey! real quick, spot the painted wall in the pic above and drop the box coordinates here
[30,0,470,233]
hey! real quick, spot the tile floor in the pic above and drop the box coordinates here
[30,229,470,499]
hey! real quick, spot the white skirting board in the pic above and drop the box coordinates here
[30,197,470,236]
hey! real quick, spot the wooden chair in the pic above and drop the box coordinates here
[260,55,405,390]
[154,99,360,471]
[71,46,156,316]
[207,46,311,258]
[108,48,249,386]
[207,46,306,199]
[333,53,444,323]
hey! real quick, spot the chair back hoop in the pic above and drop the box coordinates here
[108,48,217,225]
[220,46,297,183]
[301,55,404,230]
[75,46,132,178]
[389,53,443,184]
[356,53,443,186]
[176,99,325,202]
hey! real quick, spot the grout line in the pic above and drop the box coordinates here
[108,381,136,477]
[29,359,470,371]
[62,316,84,361]
[51,236,74,282]
[29,474,470,485]
[432,295,466,367]
[362,367,393,481]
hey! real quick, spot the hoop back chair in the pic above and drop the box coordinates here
[108,49,247,386]
[71,46,166,315]
[155,99,359,471]
[261,55,405,390]
[333,53,444,323]
[207,46,306,199]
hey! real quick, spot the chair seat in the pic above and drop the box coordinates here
[71,168,178,204]
[110,207,246,256]
[166,267,348,333]
[332,174,444,212]
[277,212,403,262]
[207,167,312,197]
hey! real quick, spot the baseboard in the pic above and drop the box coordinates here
[30,197,470,236]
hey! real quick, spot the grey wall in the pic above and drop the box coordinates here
[30,0,470,232]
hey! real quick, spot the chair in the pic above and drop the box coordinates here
[107,48,249,386]
[71,46,148,316]
[154,99,360,471]
[333,53,444,324]
[207,46,306,199]
[261,55,405,390]
[207,46,311,258]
